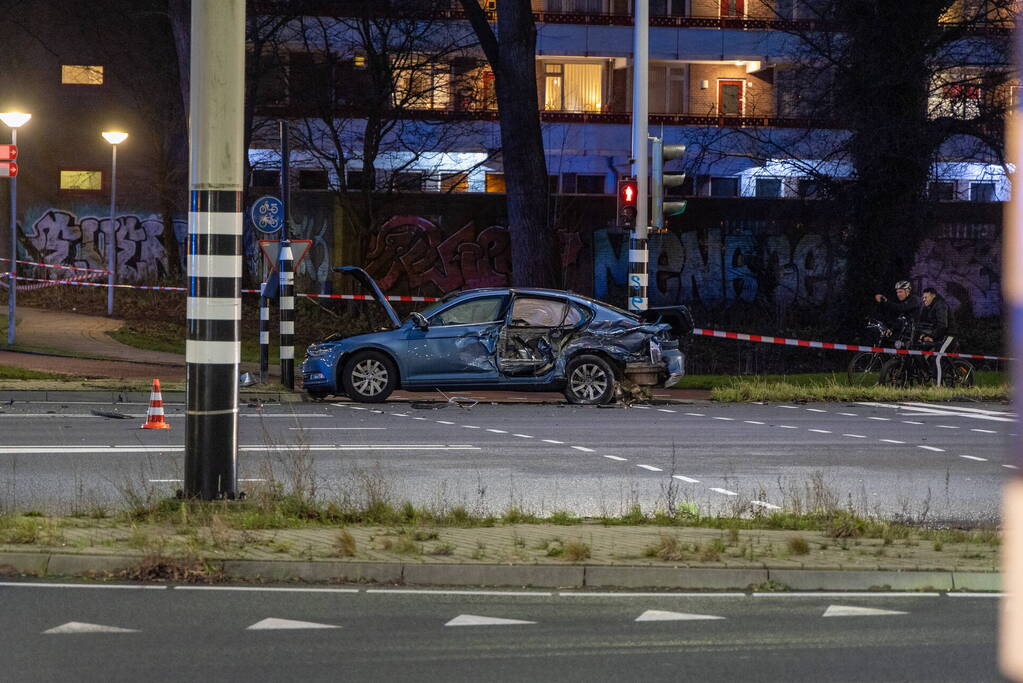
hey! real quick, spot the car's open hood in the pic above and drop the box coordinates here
[334,266,402,329]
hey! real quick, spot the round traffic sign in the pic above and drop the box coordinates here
[250,195,284,234]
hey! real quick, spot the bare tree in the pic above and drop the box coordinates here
[460,0,558,288]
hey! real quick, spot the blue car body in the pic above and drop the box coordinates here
[301,267,691,401]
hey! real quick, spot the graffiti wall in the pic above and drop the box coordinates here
[911,229,1001,317]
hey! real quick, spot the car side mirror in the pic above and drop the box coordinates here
[410,312,429,331]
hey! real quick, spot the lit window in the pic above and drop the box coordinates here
[60,171,102,190]
[353,54,366,68]
[485,173,506,193]
[62,65,104,85]
[441,172,469,193]
[543,62,603,112]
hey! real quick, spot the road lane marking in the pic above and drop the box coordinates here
[937,425,959,429]
[917,445,945,452]
[542,439,564,444]
[176,586,359,593]
[486,429,508,434]
[842,434,867,438]
[837,412,858,417]
[603,455,627,461]
[44,622,139,634]
[777,425,797,429]
[635,610,724,622]
[658,409,676,413]
[288,427,385,431]
[902,402,1017,418]
[805,408,827,413]
[744,420,765,425]
[571,446,595,452]
[512,434,534,439]
[0,582,166,590]
[560,592,746,597]
[672,475,700,483]
[390,413,408,417]
[809,429,832,434]
[462,425,480,429]
[779,405,799,409]
[822,605,907,617]
[960,455,988,461]
[247,618,340,630]
[436,420,455,425]
[636,464,662,471]
[860,402,1015,423]
[880,439,905,444]
[971,429,998,434]
[685,413,705,417]
[445,615,536,627]
[367,589,551,596]
[753,592,940,598]
[1005,464,1020,470]
[713,417,735,421]
[902,421,924,425]
[0,444,482,454]
[709,487,737,496]
[867,417,890,421]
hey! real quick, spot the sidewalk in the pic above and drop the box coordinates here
[0,520,1000,590]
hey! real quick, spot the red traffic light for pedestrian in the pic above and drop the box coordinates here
[618,177,637,206]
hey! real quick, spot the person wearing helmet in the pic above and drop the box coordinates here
[874,280,921,323]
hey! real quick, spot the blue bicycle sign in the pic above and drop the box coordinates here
[250,195,284,234]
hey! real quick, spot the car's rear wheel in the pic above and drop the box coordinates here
[342,351,397,403]
[564,354,617,405]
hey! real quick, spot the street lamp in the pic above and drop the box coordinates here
[1,111,31,346]
[101,131,127,316]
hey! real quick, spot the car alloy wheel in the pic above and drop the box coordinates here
[351,358,389,397]
[570,362,610,402]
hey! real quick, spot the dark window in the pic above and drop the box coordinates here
[666,175,694,197]
[970,182,996,202]
[797,179,819,199]
[929,181,955,201]
[549,175,560,194]
[576,174,606,194]
[345,170,369,191]
[754,177,782,198]
[710,177,739,197]
[392,172,423,192]
[298,170,329,190]
[430,295,509,325]
[251,170,278,187]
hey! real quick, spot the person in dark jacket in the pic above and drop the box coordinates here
[874,280,921,335]
[918,287,955,384]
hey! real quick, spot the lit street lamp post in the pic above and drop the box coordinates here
[1,112,31,346]
[101,131,128,316]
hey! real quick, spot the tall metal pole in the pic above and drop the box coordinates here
[259,285,269,383]
[629,0,649,312]
[6,128,16,346]
[999,20,1023,678]
[107,143,117,316]
[279,120,294,390]
[184,0,245,500]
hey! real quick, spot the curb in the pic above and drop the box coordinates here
[0,552,1000,591]
[0,390,302,404]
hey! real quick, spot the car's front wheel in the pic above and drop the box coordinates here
[342,351,397,403]
[564,354,617,405]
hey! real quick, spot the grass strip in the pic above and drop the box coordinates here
[0,365,74,380]
[711,377,1010,403]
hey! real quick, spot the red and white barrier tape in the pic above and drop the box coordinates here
[0,257,110,274]
[5,275,440,302]
[692,327,1010,362]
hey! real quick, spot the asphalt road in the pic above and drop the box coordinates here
[0,583,1002,682]
[0,398,1014,521]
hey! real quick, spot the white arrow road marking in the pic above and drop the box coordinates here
[902,402,1016,418]
[247,618,340,630]
[445,615,535,627]
[822,605,907,617]
[44,622,139,634]
[635,610,725,622]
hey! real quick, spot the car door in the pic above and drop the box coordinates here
[403,294,509,385]
[497,295,587,379]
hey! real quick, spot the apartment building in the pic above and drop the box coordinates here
[251,0,1015,201]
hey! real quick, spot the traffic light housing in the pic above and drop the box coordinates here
[617,177,638,228]
[651,140,687,232]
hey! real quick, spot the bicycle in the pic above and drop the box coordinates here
[846,318,893,386]
[878,320,974,388]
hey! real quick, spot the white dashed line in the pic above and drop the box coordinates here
[462,425,480,429]
[658,409,676,413]
[391,413,408,417]
[971,429,998,434]
[842,434,867,439]
[880,439,905,444]
[672,475,700,483]
[750,500,781,510]
[744,420,765,425]
[779,406,799,409]
[710,488,738,496]
[512,434,534,439]
[777,425,798,429]
[960,455,987,461]
[713,417,735,421]
[867,417,890,421]
[1004,464,1020,470]
[685,412,705,417]
[837,412,858,417]
[636,464,662,472]
[902,421,924,425]
[542,439,564,444]
[805,408,827,413]
[486,429,508,434]
[632,406,652,410]
[937,425,959,429]
[571,446,595,453]
[918,445,945,452]
[436,420,455,425]
[809,429,832,434]
[603,455,627,462]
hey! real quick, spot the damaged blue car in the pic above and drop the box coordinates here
[301,267,692,404]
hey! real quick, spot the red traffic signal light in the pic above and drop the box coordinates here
[618,178,637,206]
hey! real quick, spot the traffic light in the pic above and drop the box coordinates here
[651,139,687,232]
[617,176,638,228]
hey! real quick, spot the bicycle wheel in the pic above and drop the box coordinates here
[944,359,975,388]
[880,357,912,387]
[847,352,883,386]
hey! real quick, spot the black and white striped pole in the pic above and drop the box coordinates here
[259,284,269,383]
[183,0,244,500]
[278,120,294,390]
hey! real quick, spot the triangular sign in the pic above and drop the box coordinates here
[44,621,139,634]
[247,617,340,630]
[822,605,908,618]
[258,239,314,273]
[445,614,536,627]
[635,610,725,622]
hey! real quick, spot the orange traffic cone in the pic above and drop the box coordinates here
[141,378,171,430]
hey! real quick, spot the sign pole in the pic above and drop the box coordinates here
[279,120,294,390]
[183,0,244,500]
[6,129,16,346]
[629,0,649,313]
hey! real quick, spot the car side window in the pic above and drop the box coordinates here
[429,296,508,326]
[509,297,574,327]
